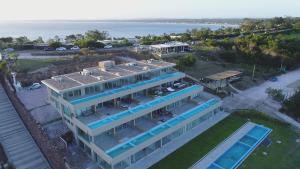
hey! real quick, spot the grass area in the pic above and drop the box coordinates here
[279,32,300,40]
[13,58,66,73]
[151,110,300,169]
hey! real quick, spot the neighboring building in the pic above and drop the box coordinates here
[150,41,190,58]
[204,70,242,92]
[42,59,224,169]
[133,45,150,53]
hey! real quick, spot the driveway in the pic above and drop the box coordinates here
[223,68,300,129]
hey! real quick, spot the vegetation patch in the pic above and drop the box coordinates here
[151,110,300,169]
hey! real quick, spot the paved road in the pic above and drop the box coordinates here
[0,84,51,169]
[223,68,300,129]
[17,47,129,59]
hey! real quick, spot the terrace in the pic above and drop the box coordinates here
[69,71,185,105]
[79,85,202,130]
[91,94,218,154]
[105,98,220,159]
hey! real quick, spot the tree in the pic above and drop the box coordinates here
[293,21,300,30]
[0,61,8,73]
[15,36,30,45]
[65,34,77,44]
[8,52,19,62]
[33,36,44,44]
[85,30,108,41]
[74,39,104,48]
[48,41,62,48]
[0,37,13,43]
[282,89,300,120]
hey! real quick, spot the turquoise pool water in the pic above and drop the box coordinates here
[88,85,203,129]
[106,98,220,158]
[70,72,185,105]
[208,125,272,169]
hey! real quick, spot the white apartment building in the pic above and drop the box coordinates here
[42,59,224,169]
[150,41,190,57]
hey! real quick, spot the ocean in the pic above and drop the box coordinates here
[0,20,237,40]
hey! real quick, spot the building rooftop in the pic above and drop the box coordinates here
[206,70,242,81]
[150,41,189,49]
[42,60,176,92]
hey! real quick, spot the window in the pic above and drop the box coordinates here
[51,89,60,98]
[74,89,81,97]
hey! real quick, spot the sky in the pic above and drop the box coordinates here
[0,0,299,20]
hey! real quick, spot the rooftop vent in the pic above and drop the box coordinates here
[99,60,115,71]
[81,70,91,76]
[147,59,155,63]
[52,76,64,83]
[126,62,137,67]
[96,76,103,80]
[143,66,149,70]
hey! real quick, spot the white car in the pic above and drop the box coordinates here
[104,45,113,49]
[4,48,14,52]
[56,47,66,51]
[29,83,42,90]
[70,46,80,50]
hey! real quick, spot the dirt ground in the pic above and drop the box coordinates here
[165,55,278,90]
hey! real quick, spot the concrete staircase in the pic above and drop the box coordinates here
[0,85,51,169]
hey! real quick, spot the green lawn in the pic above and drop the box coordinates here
[279,32,300,40]
[150,110,300,169]
[13,58,65,73]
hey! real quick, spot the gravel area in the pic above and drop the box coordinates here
[17,86,48,110]
[44,120,69,139]
[17,86,61,125]
[31,105,61,124]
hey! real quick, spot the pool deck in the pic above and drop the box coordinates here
[190,122,268,169]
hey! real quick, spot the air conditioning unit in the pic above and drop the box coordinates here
[143,66,149,70]
[52,76,63,83]
[81,70,91,76]
[126,62,137,67]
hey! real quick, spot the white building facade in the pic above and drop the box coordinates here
[42,60,223,169]
[150,41,190,58]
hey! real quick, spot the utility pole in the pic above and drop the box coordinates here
[252,64,256,80]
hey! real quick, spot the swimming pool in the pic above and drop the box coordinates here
[70,72,185,105]
[105,98,220,158]
[87,85,203,129]
[207,125,272,169]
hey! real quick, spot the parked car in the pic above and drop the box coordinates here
[44,47,54,51]
[29,83,42,90]
[4,48,14,52]
[269,77,278,82]
[56,47,67,51]
[104,45,113,49]
[70,46,80,51]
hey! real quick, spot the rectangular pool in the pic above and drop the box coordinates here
[105,98,220,158]
[208,125,272,169]
[87,85,203,129]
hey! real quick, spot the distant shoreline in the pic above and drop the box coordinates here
[0,19,243,25]
[0,21,238,40]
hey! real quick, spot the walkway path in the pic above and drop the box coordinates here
[223,68,300,130]
[0,84,51,169]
